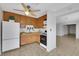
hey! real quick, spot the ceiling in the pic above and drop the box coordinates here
[57,12,79,23]
[0,3,73,18]
[56,3,79,24]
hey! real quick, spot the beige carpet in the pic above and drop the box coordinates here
[1,35,79,56]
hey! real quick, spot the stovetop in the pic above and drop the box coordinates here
[40,33,47,36]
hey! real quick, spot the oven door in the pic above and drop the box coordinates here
[40,35,47,46]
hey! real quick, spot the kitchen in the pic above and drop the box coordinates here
[2,11,47,52]
[0,3,57,55]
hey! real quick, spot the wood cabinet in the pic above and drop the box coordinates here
[20,32,40,45]
[20,15,37,25]
[20,16,27,25]
[36,15,47,28]
[3,11,47,28]
[3,11,20,22]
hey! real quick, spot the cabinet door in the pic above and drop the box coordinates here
[37,20,43,28]
[15,14,21,22]
[29,15,46,28]
[36,15,47,28]
[3,11,20,22]
[31,19,37,27]
[3,12,8,21]
[21,34,32,45]
[20,16,28,25]
[21,35,28,45]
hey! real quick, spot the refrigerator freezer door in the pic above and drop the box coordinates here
[2,39,20,52]
[0,19,1,54]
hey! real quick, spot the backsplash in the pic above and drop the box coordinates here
[20,26,47,33]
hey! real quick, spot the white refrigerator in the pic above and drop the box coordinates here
[2,21,20,52]
[0,19,1,54]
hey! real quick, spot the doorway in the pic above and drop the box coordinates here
[65,24,76,38]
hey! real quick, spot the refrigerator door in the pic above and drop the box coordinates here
[2,39,20,52]
[0,19,1,54]
[2,21,20,52]
[2,21,20,40]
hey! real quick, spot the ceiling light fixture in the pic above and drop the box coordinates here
[25,11,29,15]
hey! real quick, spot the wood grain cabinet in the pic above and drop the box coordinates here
[3,11,20,22]
[20,16,27,25]
[20,15,37,27]
[36,15,47,28]
[3,11,47,28]
[20,32,40,45]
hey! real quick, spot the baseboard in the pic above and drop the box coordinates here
[0,52,1,55]
[56,34,69,37]
[47,46,56,52]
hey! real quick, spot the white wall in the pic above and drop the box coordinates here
[57,20,79,40]
[47,11,56,52]
[0,7,2,55]
[56,24,68,36]
[56,11,79,40]
[57,12,79,24]
[76,23,79,39]
[57,17,79,40]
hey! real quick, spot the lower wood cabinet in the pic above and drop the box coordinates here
[20,32,40,45]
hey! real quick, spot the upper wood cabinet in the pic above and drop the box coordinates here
[3,11,47,28]
[20,15,37,26]
[39,15,47,21]
[3,11,20,22]
[20,16,27,25]
[36,15,47,28]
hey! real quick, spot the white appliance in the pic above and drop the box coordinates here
[0,19,1,54]
[2,21,20,52]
